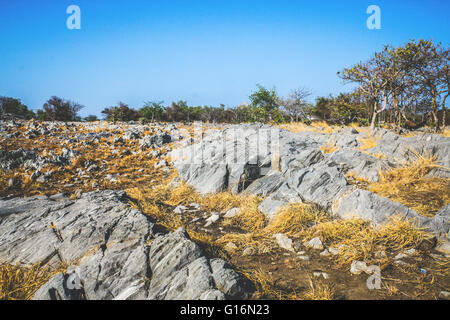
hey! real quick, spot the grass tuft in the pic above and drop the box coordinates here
[238,267,288,300]
[227,196,265,231]
[302,215,432,266]
[302,278,335,300]
[377,216,430,251]
[359,136,378,151]
[279,121,336,134]
[320,144,339,154]
[366,152,449,217]
[0,264,65,300]
[264,203,328,236]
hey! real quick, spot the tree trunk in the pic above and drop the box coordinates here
[431,97,439,132]
[392,95,401,133]
[442,93,448,129]
[443,107,447,128]
[370,111,377,134]
[432,109,439,132]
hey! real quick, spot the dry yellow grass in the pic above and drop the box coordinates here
[279,121,336,134]
[227,196,265,231]
[239,268,273,299]
[365,153,450,217]
[433,255,450,277]
[241,266,336,300]
[443,128,450,138]
[166,181,201,206]
[320,144,339,154]
[128,174,260,218]
[218,202,328,254]
[377,216,430,251]
[278,122,309,133]
[302,216,431,266]
[127,175,268,255]
[127,177,176,224]
[304,218,378,265]
[366,152,387,159]
[218,197,432,267]
[238,267,290,300]
[0,264,65,300]
[264,203,328,236]
[359,136,378,151]
[401,132,419,138]
[217,233,276,255]
[302,278,335,300]
[383,282,400,296]
[311,121,336,134]
[201,192,245,214]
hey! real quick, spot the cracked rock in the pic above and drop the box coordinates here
[0,191,254,300]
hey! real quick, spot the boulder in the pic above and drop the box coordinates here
[0,191,254,300]
[332,188,433,231]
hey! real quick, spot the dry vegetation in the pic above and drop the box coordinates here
[443,128,450,138]
[0,124,168,198]
[279,121,336,134]
[0,264,65,300]
[1,121,449,300]
[358,135,378,151]
[127,176,445,299]
[302,277,336,300]
[353,152,450,217]
[320,144,339,154]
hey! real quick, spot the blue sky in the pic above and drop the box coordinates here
[1,0,449,117]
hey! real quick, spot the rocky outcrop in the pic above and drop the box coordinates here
[332,188,430,228]
[370,128,450,177]
[170,124,449,234]
[0,191,254,300]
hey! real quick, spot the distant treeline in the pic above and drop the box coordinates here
[1,39,448,131]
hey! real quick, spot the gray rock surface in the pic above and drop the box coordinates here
[431,204,450,238]
[273,233,294,252]
[170,124,449,232]
[332,188,431,228]
[0,191,253,300]
[370,129,450,173]
[304,237,324,250]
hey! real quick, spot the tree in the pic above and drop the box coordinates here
[101,102,140,122]
[140,101,165,122]
[340,57,388,133]
[36,109,48,121]
[42,96,84,122]
[166,101,189,122]
[0,96,35,119]
[442,62,449,128]
[333,93,369,125]
[84,115,98,122]
[249,85,280,122]
[280,88,312,122]
[312,96,334,121]
[403,40,449,131]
